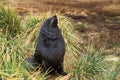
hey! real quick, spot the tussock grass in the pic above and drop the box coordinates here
[0,36,47,80]
[72,49,107,80]
[98,62,120,80]
[0,7,119,80]
[0,5,21,39]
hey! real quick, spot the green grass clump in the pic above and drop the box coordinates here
[0,5,21,39]
[0,34,47,80]
[72,49,107,80]
[98,62,120,80]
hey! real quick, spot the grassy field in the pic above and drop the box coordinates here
[0,1,120,80]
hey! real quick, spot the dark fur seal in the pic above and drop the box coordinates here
[30,15,66,75]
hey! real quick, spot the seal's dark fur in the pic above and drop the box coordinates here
[33,15,66,75]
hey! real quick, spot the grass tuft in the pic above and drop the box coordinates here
[72,49,107,80]
[0,5,21,39]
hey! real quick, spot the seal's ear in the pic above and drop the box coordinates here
[51,15,58,27]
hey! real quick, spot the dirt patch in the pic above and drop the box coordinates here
[1,0,120,15]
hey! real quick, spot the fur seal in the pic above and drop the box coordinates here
[32,15,67,75]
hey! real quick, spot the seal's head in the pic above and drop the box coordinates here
[42,15,58,29]
[40,15,60,39]
[50,15,58,28]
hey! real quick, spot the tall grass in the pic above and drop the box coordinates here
[72,49,107,80]
[0,6,119,80]
[0,35,47,80]
[0,7,47,79]
[0,5,21,39]
[98,62,120,80]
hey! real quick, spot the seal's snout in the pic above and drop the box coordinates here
[52,15,57,19]
[51,15,58,27]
